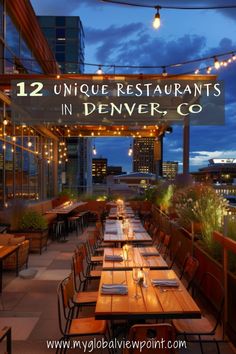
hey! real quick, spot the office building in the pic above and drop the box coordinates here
[38,16,92,192]
[92,158,108,184]
[162,161,178,180]
[133,137,162,176]
[107,166,124,176]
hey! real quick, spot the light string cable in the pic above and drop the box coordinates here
[2,48,236,76]
[101,1,236,30]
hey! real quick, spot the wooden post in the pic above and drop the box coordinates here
[191,221,194,256]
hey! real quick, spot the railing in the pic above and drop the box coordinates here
[0,327,12,354]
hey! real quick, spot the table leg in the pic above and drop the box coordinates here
[15,248,19,277]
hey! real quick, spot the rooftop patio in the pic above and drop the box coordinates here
[0,197,236,353]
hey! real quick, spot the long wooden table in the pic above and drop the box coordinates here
[104,220,152,245]
[95,269,201,320]
[45,201,87,215]
[0,245,19,293]
[103,247,168,270]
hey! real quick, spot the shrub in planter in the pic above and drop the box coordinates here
[20,211,47,231]
[18,211,48,254]
[156,184,174,213]
[173,184,228,260]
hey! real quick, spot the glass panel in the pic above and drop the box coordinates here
[6,15,20,56]
[42,28,55,39]
[66,17,77,27]
[38,16,55,27]
[66,29,78,39]
[56,28,65,38]
[56,17,66,27]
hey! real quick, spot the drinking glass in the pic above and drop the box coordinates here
[132,268,141,299]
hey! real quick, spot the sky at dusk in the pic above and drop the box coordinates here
[31,0,236,173]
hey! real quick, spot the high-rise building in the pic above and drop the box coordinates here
[162,161,178,180]
[38,16,92,193]
[38,16,84,73]
[107,166,124,176]
[133,137,162,176]
[92,158,108,184]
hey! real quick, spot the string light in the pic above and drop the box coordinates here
[93,144,97,155]
[153,7,161,29]
[3,119,8,126]
[3,49,236,76]
[162,66,167,77]
[96,66,103,75]
[128,143,133,156]
[214,57,220,70]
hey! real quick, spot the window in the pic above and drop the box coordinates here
[56,17,66,27]
[56,28,65,39]
[56,52,65,62]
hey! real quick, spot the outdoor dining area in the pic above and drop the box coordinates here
[0,191,236,354]
[50,198,233,353]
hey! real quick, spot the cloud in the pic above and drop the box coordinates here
[85,23,144,61]
[190,150,236,166]
[31,0,101,15]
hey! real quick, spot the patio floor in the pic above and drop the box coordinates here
[0,227,236,354]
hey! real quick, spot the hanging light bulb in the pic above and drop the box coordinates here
[128,144,133,156]
[194,69,200,74]
[93,145,97,155]
[162,66,167,77]
[3,118,8,126]
[28,141,32,147]
[232,53,236,61]
[96,66,103,75]
[153,7,161,29]
[12,136,16,142]
[206,66,212,74]
[214,57,220,70]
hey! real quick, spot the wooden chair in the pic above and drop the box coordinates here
[168,241,182,269]
[159,234,171,258]
[124,323,176,354]
[180,254,199,291]
[59,272,98,318]
[72,250,101,291]
[57,276,110,354]
[172,272,224,354]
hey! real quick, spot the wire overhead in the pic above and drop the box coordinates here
[101,0,236,30]
[101,0,236,10]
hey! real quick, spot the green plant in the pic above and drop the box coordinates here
[58,189,78,200]
[226,218,236,273]
[19,211,47,231]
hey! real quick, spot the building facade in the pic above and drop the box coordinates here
[192,158,236,185]
[107,165,124,176]
[133,137,162,177]
[0,0,59,207]
[92,158,107,184]
[38,16,92,193]
[162,161,178,180]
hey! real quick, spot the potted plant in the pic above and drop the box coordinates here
[18,211,48,254]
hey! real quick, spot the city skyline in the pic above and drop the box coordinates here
[31,0,236,173]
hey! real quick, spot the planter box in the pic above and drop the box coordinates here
[194,243,236,345]
[151,205,236,344]
[14,229,48,254]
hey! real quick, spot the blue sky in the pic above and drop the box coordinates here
[31,0,236,173]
